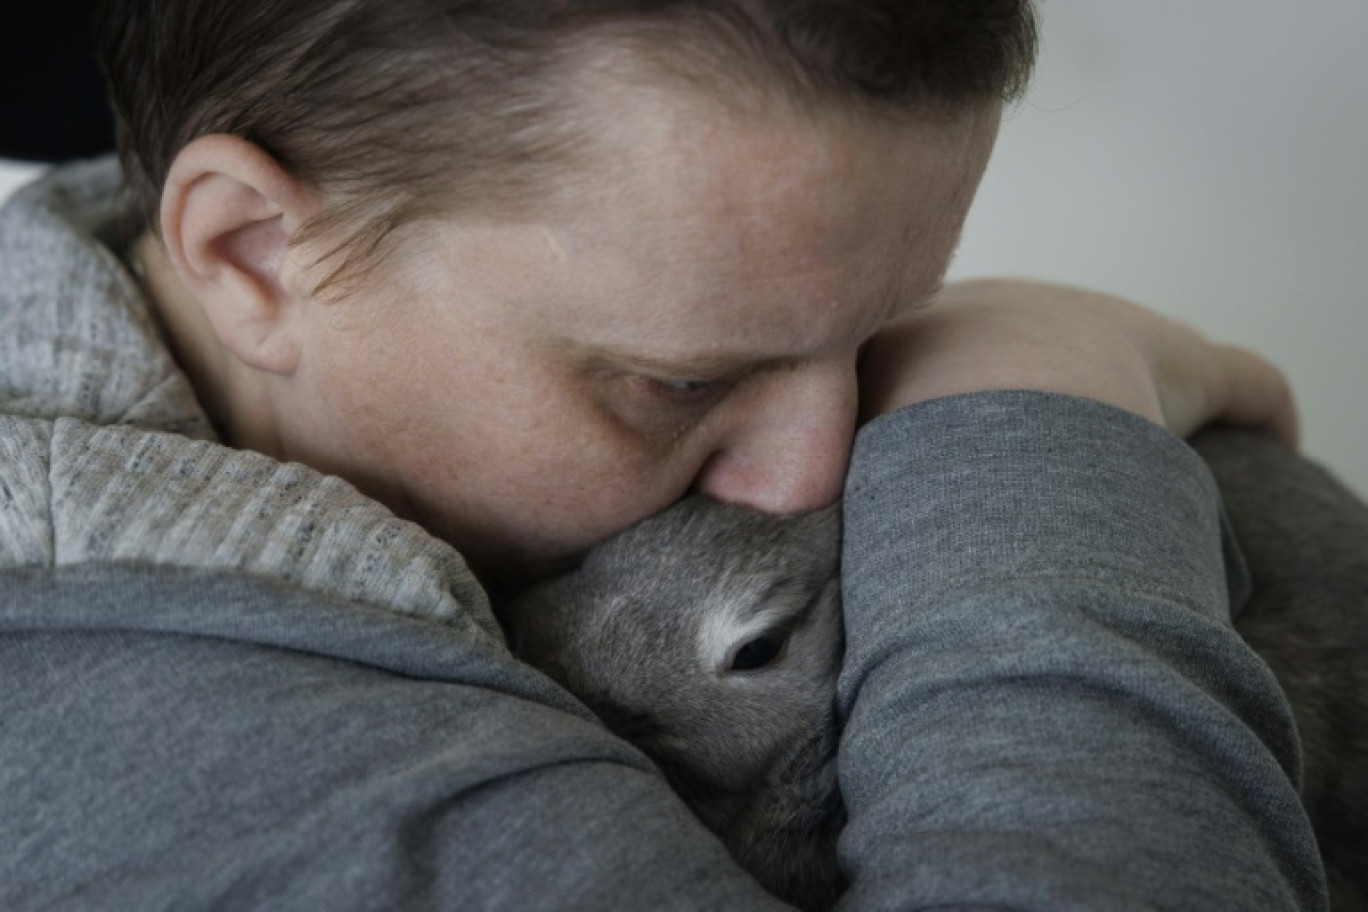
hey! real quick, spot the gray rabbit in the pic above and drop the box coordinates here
[497,426,1368,911]
[498,498,847,910]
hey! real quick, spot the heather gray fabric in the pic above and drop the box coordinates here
[0,158,1327,909]
[839,397,1326,910]
[1,563,780,911]
[1193,426,1368,908]
[0,160,492,631]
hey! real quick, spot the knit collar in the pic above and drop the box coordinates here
[0,157,498,644]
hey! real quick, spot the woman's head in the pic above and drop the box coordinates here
[97,0,1036,295]
[98,2,1034,581]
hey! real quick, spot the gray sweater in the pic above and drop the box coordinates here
[0,159,1327,910]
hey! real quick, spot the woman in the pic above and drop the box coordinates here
[0,1,1324,908]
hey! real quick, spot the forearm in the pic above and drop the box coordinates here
[836,391,1326,910]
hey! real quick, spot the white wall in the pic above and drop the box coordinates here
[950,0,1368,496]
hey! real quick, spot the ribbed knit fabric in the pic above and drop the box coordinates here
[0,158,495,637]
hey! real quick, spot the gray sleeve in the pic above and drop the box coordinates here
[836,391,1327,910]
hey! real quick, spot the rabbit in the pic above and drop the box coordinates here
[496,426,1368,911]
[496,497,847,911]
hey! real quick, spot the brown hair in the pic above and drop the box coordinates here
[95,0,1037,296]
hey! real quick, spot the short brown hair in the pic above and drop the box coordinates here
[96,1,1038,295]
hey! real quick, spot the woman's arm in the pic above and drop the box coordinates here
[837,391,1326,909]
[830,280,1322,908]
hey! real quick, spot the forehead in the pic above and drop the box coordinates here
[568,62,994,228]
[548,79,999,345]
[381,66,999,379]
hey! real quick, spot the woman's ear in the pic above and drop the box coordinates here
[159,134,318,375]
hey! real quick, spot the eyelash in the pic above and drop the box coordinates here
[593,369,739,439]
[642,376,724,401]
[598,374,730,440]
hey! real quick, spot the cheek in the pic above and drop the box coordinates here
[309,319,715,562]
[481,370,712,510]
[502,420,700,527]
[407,385,709,560]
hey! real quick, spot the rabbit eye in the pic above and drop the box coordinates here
[730,633,785,672]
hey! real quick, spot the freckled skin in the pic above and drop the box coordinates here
[267,70,999,583]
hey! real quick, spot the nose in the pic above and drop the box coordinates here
[693,363,856,514]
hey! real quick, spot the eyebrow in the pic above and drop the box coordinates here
[588,346,805,381]
[578,280,945,381]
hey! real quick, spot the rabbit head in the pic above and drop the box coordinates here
[498,494,844,812]
[498,495,847,909]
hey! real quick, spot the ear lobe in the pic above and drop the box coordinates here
[159,135,317,375]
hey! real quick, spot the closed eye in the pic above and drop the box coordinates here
[638,374,729,402]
